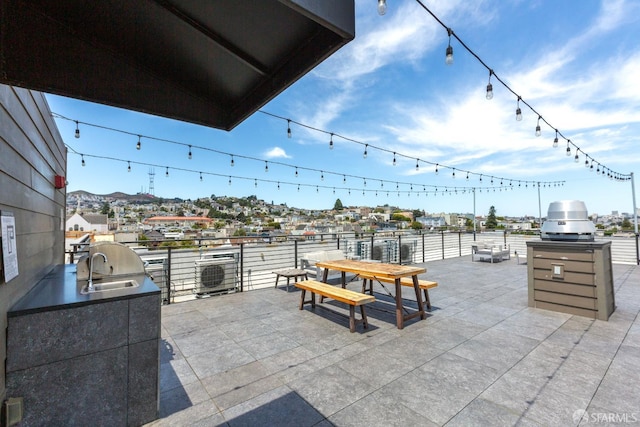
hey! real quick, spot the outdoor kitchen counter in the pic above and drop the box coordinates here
[6,263,161,426]
[8,263,159,317]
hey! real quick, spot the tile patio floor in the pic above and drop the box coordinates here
[147,256,640,426]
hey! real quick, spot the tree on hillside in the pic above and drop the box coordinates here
[621,218,632,230]
[334,199,344,211]
[100,202,110,215]
[486,206,498,229]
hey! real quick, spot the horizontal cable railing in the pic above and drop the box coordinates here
[65,231,639,304]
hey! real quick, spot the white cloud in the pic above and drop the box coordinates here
[263,147,291,159]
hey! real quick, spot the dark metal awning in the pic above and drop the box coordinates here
[0,0,354,130]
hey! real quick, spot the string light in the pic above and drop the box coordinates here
[188,145,192,159]
[574,149,580,163]
[230,155,235,167]
[566,140,571,156]
[127,161,131,172]
[200,172,203,181]
[81,154,85,166]
[445,28,454,65]
[60,113,569,198]
[329,133,334,150]
[392,152,396,166]
[553,129,559,148]
[515,97,522,121]
[343,175,346,184]
[165,167,169,177]
[535,116,541,137]
[452,168,456,179]
[75,121,80,138]
[295,167,298,177]
[228,176,232,185]
[415,159,419,171]
[486,70,493,100]
[277,182,280,190]
[320,171,324,181]
[265,161,269,172]
[435,164,439,174]
[287,119,291,139]
[136,135,141,150]
[466,172,469,181]
[254,179,258,188]
[377,0,387,15]
[363,144,368,159]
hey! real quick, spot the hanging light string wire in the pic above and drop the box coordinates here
[66,144,558,197]
[52,112,563,191]
[411,0,630,181]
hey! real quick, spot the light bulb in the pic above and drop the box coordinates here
[75,122,80,139]
[574,152,579,163]
[228,176,232,185]
[165,167,169,177]
[377,0,387,16]
[321,171,324,181]
[415,159,419,171]
[392,153,397,166]
[287,120,292,139]
[295,167,298,178]
[81,155,85,167]
[486,83,493,100]
[516,107,522,121]
[445,46,453,65]
[200,172,203,181]
[363,144,368,158]
[566,141,571,156]
[188,145,192,159]
[230,156,234,167]
[435,164,439,175]
[553,134,558,148]
[265,161,268,172]
[535,117,541,136]
[127,161,131,172]
[329,133,334,150]
[136,136,141,150]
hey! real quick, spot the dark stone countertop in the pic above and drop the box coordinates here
[9,264,160,317]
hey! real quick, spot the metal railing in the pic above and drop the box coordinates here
[66,231,640,304]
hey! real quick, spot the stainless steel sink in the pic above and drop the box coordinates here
[80,279,140,295]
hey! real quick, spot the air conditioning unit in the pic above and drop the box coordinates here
[400,240,417,263]
[358,241,371,259]
[194,258,237,296]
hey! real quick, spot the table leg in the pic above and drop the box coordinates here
[274,274,280,288]
[413,275,426,319]
[286,276,291,292]
[395,278,403,329]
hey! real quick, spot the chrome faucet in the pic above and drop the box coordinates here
[88,252,108,292]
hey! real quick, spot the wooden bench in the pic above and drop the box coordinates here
[358,273,438,310]
[295,280,375,332]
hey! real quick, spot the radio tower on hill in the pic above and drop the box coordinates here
[148,168,155,196]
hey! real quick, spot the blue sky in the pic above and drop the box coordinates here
[48,0,640,218]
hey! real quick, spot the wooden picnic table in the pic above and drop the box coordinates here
[315,259,427,329]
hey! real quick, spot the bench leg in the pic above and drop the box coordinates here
[349,305,356,332]
[360,305,368,329]
[423,289,432,310]
[298,289,305,310]
[361,279,373,295]
[299,289,317,309]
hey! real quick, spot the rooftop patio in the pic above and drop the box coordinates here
[150,257,639,426]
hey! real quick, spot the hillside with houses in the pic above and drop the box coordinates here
[65,191,635,242]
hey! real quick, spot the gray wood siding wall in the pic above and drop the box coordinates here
[0,84,66,396]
